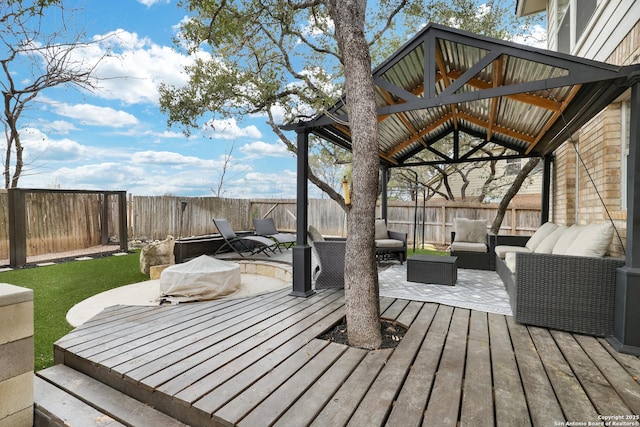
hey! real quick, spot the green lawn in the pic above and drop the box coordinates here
[0,251,147,371]
[408,247,449,256]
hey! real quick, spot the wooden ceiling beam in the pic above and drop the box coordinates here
[457,111,536,143]
[384,113,453,158]
[526,84,582,154]
[445,70,561,110]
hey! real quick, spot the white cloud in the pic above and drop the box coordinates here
[137,0,170,7]
[19,128,90,162]
[54,103,139,127]
[300,14,335,38]
[77,29,206,105]
[226,170,297,198]
[202,117,262,140]
[512,24,547,49]
[41,120,78,135]
[131,150,217,168]
[239,141,291,159]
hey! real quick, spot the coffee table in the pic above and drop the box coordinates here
[407,255,458,286]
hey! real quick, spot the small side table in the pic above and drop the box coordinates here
[407,255,458,286]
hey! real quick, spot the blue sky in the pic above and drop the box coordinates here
[12,1,544,198]
[15,0,297,198]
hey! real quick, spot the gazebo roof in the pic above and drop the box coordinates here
[286,23,640,167]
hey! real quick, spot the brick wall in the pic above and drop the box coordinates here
[0,284,34,426]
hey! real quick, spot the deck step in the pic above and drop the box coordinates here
[35,365,187,427]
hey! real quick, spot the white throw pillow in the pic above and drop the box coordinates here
[565,222,614,257]
[525,222,558,252]
[454,218,487,244]
[552,224,584,254]
[375,219,389,240]
[534,225,568,254]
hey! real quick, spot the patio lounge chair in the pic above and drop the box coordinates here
[253,218,296,251]
[212,218,277,257]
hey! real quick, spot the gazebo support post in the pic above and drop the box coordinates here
[381,166,388,220]
[541,155,552,224]
[291,130,314,297]
[609,79,640,355]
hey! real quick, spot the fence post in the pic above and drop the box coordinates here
[7,189,26,267]
[117,192,128,252]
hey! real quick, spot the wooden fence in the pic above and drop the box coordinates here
[0,191,541,262]
[130,195,541,245]
[0,189,126,263]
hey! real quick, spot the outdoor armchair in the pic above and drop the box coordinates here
[212,218,278,257]
[253,218,296,251]
[308,225,345,289]
[374,219,407,264]
[450,218,491,270]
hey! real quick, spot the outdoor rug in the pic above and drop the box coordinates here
[378,263,513,316]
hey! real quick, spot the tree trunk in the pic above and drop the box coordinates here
[327,0,381,349]
[491,157,541,234]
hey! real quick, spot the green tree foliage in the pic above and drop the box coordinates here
[161,0,540,203]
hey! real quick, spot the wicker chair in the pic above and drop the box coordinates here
[374,219,407,264]
[448,218,492,270]
[311,240,346,289]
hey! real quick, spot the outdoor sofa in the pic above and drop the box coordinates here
[493,222,625,336]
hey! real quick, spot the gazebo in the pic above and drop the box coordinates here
[284,23,640,355]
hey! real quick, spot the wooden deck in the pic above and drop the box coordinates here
[48,288,640,427]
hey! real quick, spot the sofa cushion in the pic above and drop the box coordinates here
[565,222,614,258]
[451,241,487,253]
[552,224,584,254]
[375,238,404,248]
[495,245,531,259]
[307,225,324,243]
[534,225,568,254]
[505,252,517,273]
[525,222,557,252]
[453,218,487,244]
[375,219,389,240]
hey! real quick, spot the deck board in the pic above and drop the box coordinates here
[347,303,437,426]
[552,330,634,416]
[488,313,532,427]
[423,307,469,426]
[386,304,452,427]
[507,316,564,426]
[528,326,599,421]
[273,346,367,427]
[459,310,493,427]
[52,286,640,427]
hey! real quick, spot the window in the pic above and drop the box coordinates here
[555,0,598,54]
[621,100,631,209]
[506,158,521,175]
[557,0,571,53]
[576,0,597,41]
